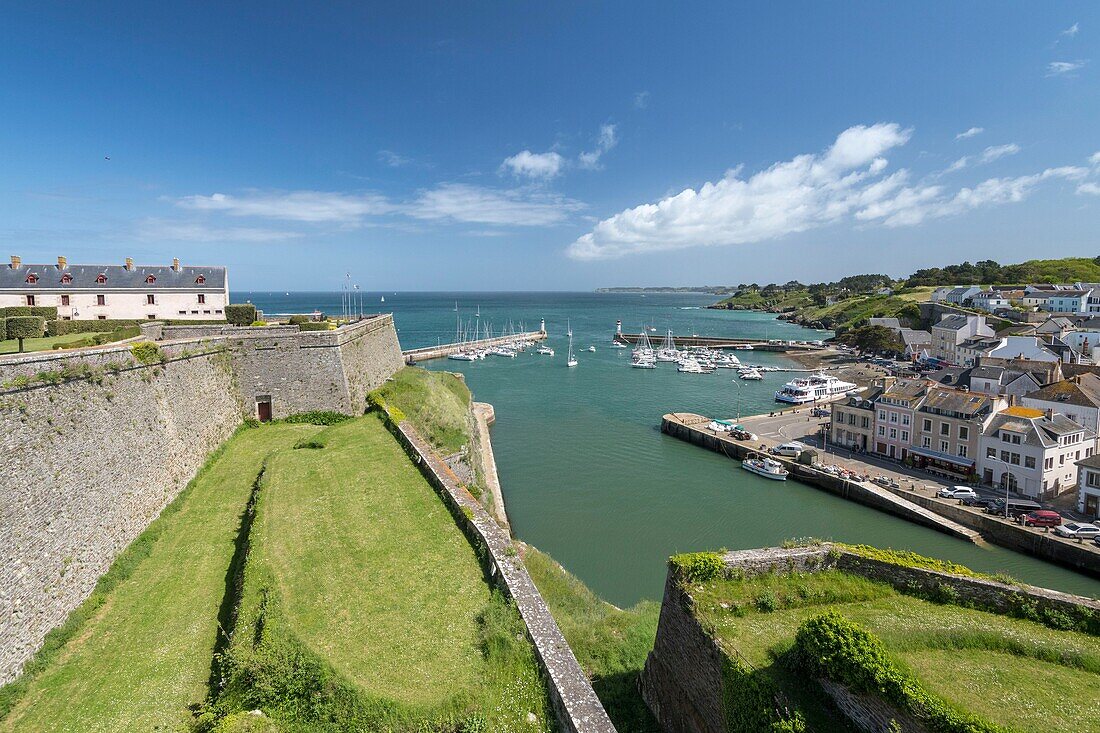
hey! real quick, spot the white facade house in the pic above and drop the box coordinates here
[930,314,995,365]
[970,291,1012,312]
[1042,290,1091,314]
[984,336,1060,363]
[1,256,228,321]
[1021,374,1100,437]
[979,407,1094,500]
[1075,454,1100,519]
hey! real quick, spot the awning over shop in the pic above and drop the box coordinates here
[908,445,976,468]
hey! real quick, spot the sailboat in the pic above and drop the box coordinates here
[566,332,578,367]
[381,295,385,303]
[453,301,458,312]
[566,319,573,338]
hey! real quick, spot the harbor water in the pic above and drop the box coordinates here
[240,291,1100,605]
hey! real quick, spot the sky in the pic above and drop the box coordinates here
[1,2,1098,291]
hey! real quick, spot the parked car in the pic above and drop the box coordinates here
[958,494,987,507]
[984,498,1043,518]
[1018,510,1062,528]
[810,407,830,417]
[773,442,806,458]
[1053,522,1100,539]
[938,486,978,501]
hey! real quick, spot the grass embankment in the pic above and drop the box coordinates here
[524,547,662,732]
[218,415,551,732]
[690,570,1100,733]
[0,331,112,354]
[0,423,321,732]
[370,366,472,454]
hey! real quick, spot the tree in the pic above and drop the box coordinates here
[225,304,257,326]
[6,316,45,352]
[837,325,903,355]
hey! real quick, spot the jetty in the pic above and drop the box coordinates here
[402,329,547,363]
[661,412,981,543]
[615,332,825,351]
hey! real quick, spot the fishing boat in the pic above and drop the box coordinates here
[741,455,789,481]
[774,373,858,404]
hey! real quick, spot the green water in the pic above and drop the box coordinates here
[243,291,1100,605]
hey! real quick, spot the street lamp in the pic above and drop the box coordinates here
[987,455,1018,519]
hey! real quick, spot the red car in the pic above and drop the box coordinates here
[1018,510,1062,528]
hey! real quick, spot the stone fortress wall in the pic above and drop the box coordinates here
[0,315,404,683]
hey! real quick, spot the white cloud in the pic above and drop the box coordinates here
[1063,22,1079,37]
[567,123,912,260]
[406,183,583,226]
[176,191,394,223]
[500,150,566,179]
[946,156,970,173]
[1090,151,1100,165]
[136,219,301,242]
[858,166,1088,227]
[1079,182,1100,196]
[379,150,413,167]
[578,124,618,169]
[980,143,1021,163]
[1047,60,1087,76]
[633,91,650,109]
[955,127,984,140]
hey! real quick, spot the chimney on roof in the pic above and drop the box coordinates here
[10,255,21,269]
[125,257,134,271]
[172,257,180,272]
[57,255,67,269]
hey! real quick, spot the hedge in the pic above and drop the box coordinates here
[47,319,140,335]
[0,306,31,318]
[225,304,257,326]
[298,321,332,332]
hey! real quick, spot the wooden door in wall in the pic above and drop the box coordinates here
[257,399,272,422]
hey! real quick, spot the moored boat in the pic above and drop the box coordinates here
[741,455,789,481]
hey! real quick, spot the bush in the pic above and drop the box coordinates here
[288,314,309,325]
[29,306,58,320]
[298,321,331,332]
[670,552,726,583]
[225,304,257,326]
[47,319,140,336]
[281,411,350,426]
[0,306,31,318]
[130,341,163,365]
[6,316,45,351]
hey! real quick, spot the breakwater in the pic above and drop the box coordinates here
[661,413,980,542]
[402,329,546,363]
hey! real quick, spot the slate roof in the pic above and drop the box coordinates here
[919,387,993,417]
[926,366,971,386]
[899,329,931,347]
[1,262,225,290]
[986,411,1087,449]
[881,378,928,402]
[934,314,972,331]
[1024,373,1100,409]
[970,365,1005,381]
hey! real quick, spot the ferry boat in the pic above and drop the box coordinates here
[741,455,789,481]
[774,373,857,404]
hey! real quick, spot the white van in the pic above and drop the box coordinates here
[774,442,806,458]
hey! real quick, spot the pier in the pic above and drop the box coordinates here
[615,332,825,351]
[402,330,547,363]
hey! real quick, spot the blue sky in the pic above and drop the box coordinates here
[1,2,1098,291]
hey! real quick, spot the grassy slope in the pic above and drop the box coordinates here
[523,546,662,732]
[253,415,550,728]
[0,424,320,733]
[371,366,472,454]
[692,571,1100,733]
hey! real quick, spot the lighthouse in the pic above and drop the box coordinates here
[540,318,546,334]
[616,319,622,335]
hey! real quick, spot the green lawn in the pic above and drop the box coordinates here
[524,546,662,732]
[370,366,472,454]
[691,570,1100,733]
[0,332,110,354]
[0,423,320,733]
[224,415,551,731]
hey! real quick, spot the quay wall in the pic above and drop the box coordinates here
[379,410,615,733]
[0,350,241,684]
[884,485,1100,579]
[0,315,405,684]
[617,333,822,351]
[402,330,546,363]
[641,545,1100,733]
[661,414,979,542]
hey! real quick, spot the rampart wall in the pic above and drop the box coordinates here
[0,315,404,684]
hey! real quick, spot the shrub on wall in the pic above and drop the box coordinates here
[6,316,45,352]
[298,321,332,332]
[670,552,726,583]
[250,320,268,327]
[288,314,310,325]
[130,341,163,365]
[225,304,257,326]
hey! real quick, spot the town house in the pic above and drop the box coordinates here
[978,407,1093,500]
[873,379,927,460]
[910,387,1004,480]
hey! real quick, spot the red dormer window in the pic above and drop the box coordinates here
[96,274,107,284]
[25,273,38,284]
[195,274,206,284]
[60,273,73,284]
[146,275,157,284]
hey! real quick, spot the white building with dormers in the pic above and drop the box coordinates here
[0,255,228,321]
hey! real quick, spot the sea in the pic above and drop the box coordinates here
[239,291,1100,605]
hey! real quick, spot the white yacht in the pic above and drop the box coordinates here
[739,368,764,380]
[774,373,857,404]
[587,346,596,352]
[610,340,628,349]
[537,345,554,356]
[448,351,478,362]
[567,332,578,367]
[677,358,714,374]
[490,347,517,358]
[741,455,789,481]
